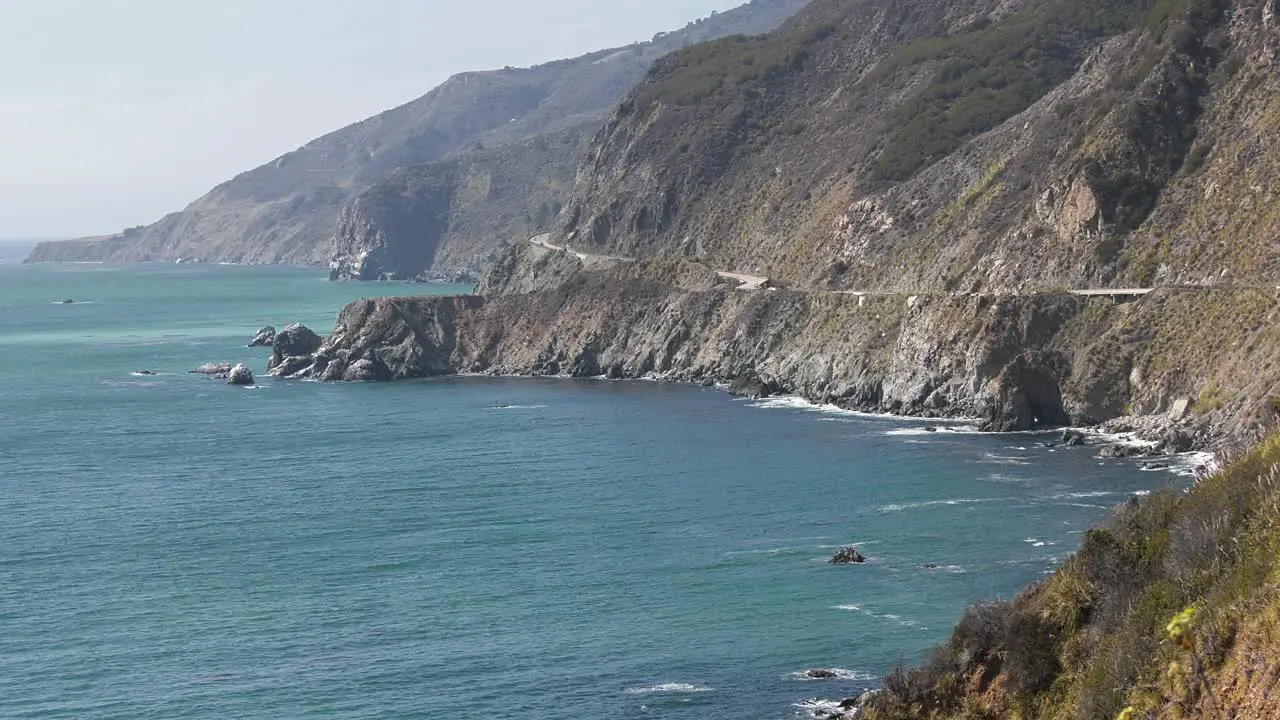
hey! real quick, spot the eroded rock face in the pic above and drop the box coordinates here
[977,352,1071,433]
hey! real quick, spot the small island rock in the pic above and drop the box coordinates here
[830,547,867,565]
[248,326,277,348]
[805,669,839,679]
[226,364,255,386]
[190,363,234,376]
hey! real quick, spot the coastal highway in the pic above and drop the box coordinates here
[527,235,1155,297]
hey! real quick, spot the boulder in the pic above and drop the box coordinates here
[830,547,867,565]
[248,326,277,347]
[728,373,777,399]
[1062,429,1087,447]
[269,324,323,373]
[226,364,255,386]
[1159,427,1195,454]
[1099,443,1154,459]
[190,363,234,376]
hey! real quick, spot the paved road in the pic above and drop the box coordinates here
[715,271,770,290]
[527,236,1157,297]
[1069,288,1155,297]
[529,234,633,263]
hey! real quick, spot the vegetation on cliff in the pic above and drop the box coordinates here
[554,0,1277,294]
[862,431,1280,719]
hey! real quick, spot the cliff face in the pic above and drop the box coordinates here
[24,0,811,268]
[550,0,1280,293]
[273,254,1280,445]
[328,125,591,281]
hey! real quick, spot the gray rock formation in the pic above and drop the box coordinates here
[977,352,1071,433]
[830,547,867,565]
[268,324,324,375]
[248,326,277,347]
[190,363,234,376]
[226,364,255,386]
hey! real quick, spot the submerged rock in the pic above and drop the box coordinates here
[190,363,234,376]
[805,669,839,679]
[830,547,867,565]
[59,298,75,304]
[134,370,158,376]
[248,326,277,347]
[226,364,255,386]
[1062,429,1087,447]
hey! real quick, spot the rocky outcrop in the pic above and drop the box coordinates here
[976,352,1071,432]
[829,548,867,565]
[226,364,255,386]
[273,250,1280,447]
[190,363,234,376]
[25,0,810,268]
[248,326,276,348]
[268,324,324,376]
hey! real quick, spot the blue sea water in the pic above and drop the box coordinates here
[0,264,1179,719]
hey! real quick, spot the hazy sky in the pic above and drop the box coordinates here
[0,0,745,238]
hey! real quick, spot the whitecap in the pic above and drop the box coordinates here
[747,395,979,427]
[624,683,713,695]
[829,604,927,630]
[877,497,1004,513]
[487,404,549,411]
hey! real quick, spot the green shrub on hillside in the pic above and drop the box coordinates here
[866,433,1280,719]
[633,19,838,111]
[869,0,1222,182]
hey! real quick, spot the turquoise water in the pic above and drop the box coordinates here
[0,264,1176,719]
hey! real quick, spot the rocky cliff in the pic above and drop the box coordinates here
[548,0,1280,294]
[328,125,591,281]
[271,254,1280,446]
[24,0,811,269]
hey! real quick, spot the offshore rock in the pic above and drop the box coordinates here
[248,326,277,347]
[190,363,234,376]
[268,324,323,374]
[829,547,867,565]
[226,364,255,386]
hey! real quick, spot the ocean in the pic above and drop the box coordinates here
[0,263,1181,719]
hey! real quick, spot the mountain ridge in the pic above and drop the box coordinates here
[24,0,812,269]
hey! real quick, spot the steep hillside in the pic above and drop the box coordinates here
[329,125,591,281]
[859,432,1280,720]
[25,0,811,267]
[549,0,1280,293]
